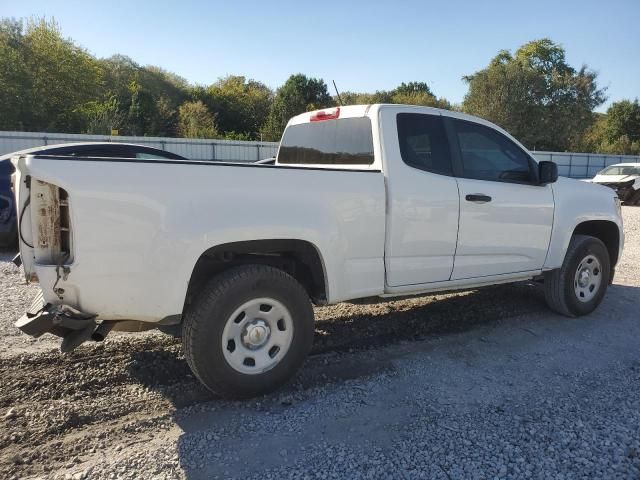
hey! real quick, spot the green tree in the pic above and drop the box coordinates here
[0,19,31,130]
[262,74,333,140]
[177,100,218,138]
[98,55,187,136]
[22,18,103,131]
[579,100,640,155]
[0,17,104,132]
[604,99,640,144]
[339,91,387,105]
[389,82,451,109]
[601,135,640,155]
[462,39,606,151]
[339,82,451,109]
[77,96,127,135]
[149,95,177,137]
[127,81,156,136]
[579,113,607,152]
[204,76,272,139]
[99,54,139,109]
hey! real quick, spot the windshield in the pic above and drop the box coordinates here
[599,165,640,176]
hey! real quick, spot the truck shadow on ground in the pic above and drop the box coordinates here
[311,282,546,354]
[127,281,549,406]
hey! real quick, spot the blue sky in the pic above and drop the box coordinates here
[3,0,639,111]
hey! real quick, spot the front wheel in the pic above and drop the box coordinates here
[182,265,314,399]
[544,235,610,317]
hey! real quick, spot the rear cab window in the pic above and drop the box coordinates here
[277,116,374,167]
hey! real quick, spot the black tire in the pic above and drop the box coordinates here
[182,265,314,399]
[544,234,610,317]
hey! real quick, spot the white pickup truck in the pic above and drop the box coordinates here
[13,105,624,398]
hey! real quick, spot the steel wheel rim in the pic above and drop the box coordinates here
[574,254,602,303]
[221,297,293,375]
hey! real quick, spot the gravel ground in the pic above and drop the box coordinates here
[0,207,639,479]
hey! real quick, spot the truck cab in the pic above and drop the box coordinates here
[278,105,622,291]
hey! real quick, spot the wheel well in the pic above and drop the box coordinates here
[573,220,620,267]
[184,239,327,312]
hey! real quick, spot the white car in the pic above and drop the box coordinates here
[12,105,624,398]
[590,163,640,205]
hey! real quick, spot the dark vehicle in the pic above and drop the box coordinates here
[0,142,186,247]
[0,160,17,247]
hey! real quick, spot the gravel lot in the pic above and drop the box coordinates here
[1,207,639,480]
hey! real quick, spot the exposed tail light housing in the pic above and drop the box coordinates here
[58,188,71,258]
[31,180,72,265]
[310,107,340,122]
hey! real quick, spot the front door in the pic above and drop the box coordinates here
[447,117,554,280]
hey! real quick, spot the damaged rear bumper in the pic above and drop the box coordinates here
[15,290,113,352]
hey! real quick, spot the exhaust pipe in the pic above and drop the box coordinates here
[91,321,116,342]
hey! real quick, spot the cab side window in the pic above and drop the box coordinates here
[397,113,453,176]
[453,119,534,183]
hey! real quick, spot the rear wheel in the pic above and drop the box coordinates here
[544,235,610,317]
[182,265,314,399]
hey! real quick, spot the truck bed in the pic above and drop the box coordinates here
[13,155,386,322]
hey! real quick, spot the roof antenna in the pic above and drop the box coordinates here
[332,80,344,106]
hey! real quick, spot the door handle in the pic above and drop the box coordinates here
[465,193,492,203]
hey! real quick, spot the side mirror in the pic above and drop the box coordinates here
[538,161,558,184]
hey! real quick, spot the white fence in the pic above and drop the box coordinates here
[0,131,279,163]
[531,151,640,179]
[1,131,639,178]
